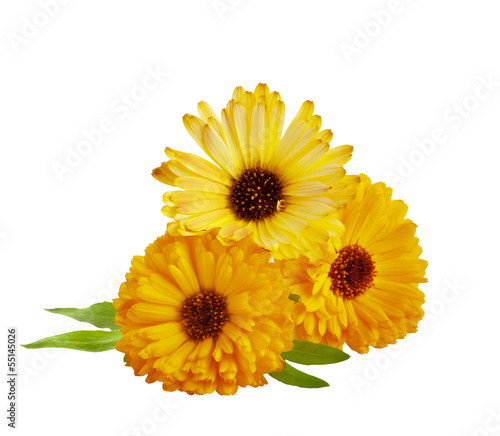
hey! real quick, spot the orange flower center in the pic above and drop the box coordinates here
[229,167,283,220]
[329,245,376,299]
[181,291,229,341]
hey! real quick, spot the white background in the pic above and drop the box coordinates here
[2,1,500,435]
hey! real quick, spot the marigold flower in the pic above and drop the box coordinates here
[280,175,427,354]
[153,83,356,259]
[113,229,295,395]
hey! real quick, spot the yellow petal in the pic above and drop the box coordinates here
[203,124,238,177]
[197,101,220,123]
[174,177,229,195]
[290,100,314,124]
[284,181,329,197]
[129,302,179,323]
[165,147,229,184]
[184,209,234,232]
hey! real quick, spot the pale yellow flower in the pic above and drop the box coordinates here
[153,83,355,259]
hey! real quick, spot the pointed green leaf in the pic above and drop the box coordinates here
[21,330,123,352]
[288,293,301,303]
[45,302,120,330]
[282,340,350,365]
[268,361,329,388]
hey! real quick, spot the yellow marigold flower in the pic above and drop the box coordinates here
[280,175,427,354]
[113,229,295,395]
[153,83,355,259]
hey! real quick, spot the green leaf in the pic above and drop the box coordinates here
[282,340,350,365]
[288,293,301,303]
[21,330,123,352]
[268,361,329,388]
[45,302,120,330]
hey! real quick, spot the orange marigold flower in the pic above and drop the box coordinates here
[280,175,427,354]
[113,229,295,395]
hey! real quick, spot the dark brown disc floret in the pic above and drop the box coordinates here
[329,245,376,299]
[181,291,229,341]
[229,167,284,220]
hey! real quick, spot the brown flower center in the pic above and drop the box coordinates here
[181,291,229,341]
[329,245,376,299]
[229,167,283,220]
